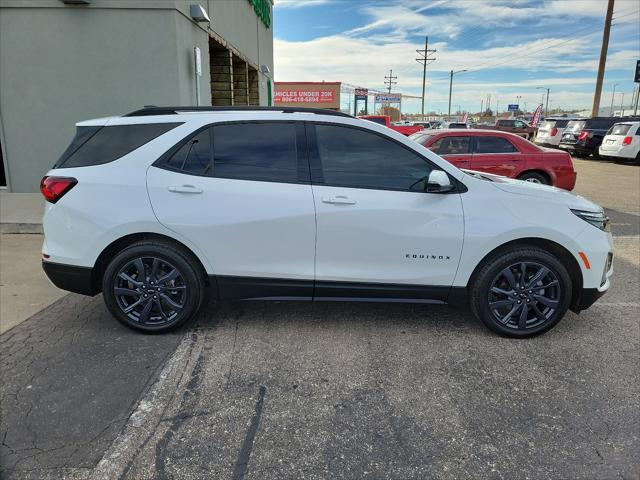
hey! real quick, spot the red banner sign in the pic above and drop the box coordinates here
[274,82,341,109]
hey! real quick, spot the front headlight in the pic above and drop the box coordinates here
[571,209,610,231]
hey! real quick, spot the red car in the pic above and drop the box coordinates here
[410,129,577,190]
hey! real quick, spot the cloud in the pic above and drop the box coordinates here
[273,0,640,111]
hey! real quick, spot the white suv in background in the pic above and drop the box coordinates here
[41,106,613,338]
[598,121,640,163]
[534,117,580,147]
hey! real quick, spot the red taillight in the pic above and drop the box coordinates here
[577,131,589,141]
[550,127,558,136]
[40,176,77,203]
[622,136,632,145]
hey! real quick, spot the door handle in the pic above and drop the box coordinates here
[168,185,203,194]
[321,195,356,205]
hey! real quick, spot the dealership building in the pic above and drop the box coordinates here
[0,0,274,192]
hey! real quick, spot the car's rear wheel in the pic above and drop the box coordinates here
[470,247,572,338]
[518,171,549,185]
[103,240,205,332]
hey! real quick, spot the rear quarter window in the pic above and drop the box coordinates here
[56,123,181,168]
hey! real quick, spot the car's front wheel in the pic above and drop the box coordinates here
[470,247,572,338]
[103,240,205,332]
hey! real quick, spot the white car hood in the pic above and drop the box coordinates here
[462,169,602,212]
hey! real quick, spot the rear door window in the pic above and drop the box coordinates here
[56,123,181,168]
[211,122,302,183]
[163,128,212,175]
[475,136,518,153]
[429,136,471,155]
[554,119,569,128]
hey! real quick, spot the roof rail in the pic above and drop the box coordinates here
[125,105,353,118]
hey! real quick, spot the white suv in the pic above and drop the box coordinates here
[598,121,640,163]
[41,106,613,337]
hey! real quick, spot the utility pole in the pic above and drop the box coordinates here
[537,86,550,117]
[480,99,483,115]
[620,92,625,116]
[384,69,397,94]
[591,0,615,117]
[634,85,639,116]
[416,36,437,120]
[448,69,467,119]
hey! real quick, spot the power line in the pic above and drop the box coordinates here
[384,69,398,93]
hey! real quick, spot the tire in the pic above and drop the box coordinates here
[102,240,206,333]
[470,247,572,338]
[573,151,588,159]
[518,171,549,185]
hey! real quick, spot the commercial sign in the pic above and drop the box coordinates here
[634,60,640,83]
[274,82,341,109]
[247,0,270,28]
[355,88,368,100]
[507,104,519,111]
[374,93,401,103]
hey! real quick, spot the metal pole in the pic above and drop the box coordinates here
[421,36,428,118]
[545,88,549,117]
[448,70,453,119]
[634,86,639,116]
[591,0,615,117]
[610,84,617,115]
[620,92,624,116]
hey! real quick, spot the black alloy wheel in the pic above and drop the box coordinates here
[103,240,205,332]
[114,256,186,326]
[470,247,572,337]
[488,262,560,330]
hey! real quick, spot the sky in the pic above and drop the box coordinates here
[272,0,640,114]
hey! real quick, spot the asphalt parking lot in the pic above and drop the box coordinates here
[1,158,638,480]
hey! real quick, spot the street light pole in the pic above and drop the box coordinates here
[448,69,467,120]
[610,84,618,115]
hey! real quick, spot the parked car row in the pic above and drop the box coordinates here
[533,115,640,163]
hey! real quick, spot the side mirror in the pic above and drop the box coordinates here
[426,170,454,193]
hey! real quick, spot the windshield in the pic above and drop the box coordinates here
[607,124,632,135]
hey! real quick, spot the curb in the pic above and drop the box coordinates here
[0,223,44,234]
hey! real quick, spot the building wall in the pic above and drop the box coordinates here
[0,0,273,192]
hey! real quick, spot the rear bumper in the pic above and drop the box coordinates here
[42,261,100,296]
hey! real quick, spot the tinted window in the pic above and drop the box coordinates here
[57,123,181,168]
[475,136,518,153]
[587,118,617,130]
[212,123,299,183]
[429,136,471,155]
[498,120,515,127]
[514,121,527,128]
[164,128,212,175]
[608,124,631,135]
[554,120,569,128]
[314,124,433,191]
